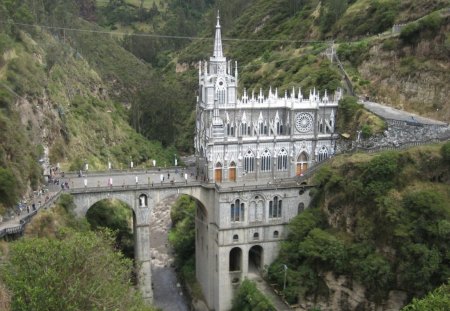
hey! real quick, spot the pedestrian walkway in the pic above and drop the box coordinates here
[0,190,61,238]
[361,100,448,126]
[247,272,298,311]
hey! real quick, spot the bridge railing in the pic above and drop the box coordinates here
[67,180,212,193]
[60,166,192,178]
[0,190,62,239]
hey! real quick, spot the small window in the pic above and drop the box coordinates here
[233,234,239,242]
[298,202,305,214]
[273,231,279,238]
[253,232,259,240]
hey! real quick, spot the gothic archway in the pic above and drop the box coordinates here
[228,161,236,182]
[215,162,223,182]
[296,152,309,176]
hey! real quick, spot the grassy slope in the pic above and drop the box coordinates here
[174,0,449,118]
[0,7,176,212]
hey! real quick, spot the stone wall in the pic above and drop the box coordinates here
[338,119,450,153]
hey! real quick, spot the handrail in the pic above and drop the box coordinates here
[0,190,62,239]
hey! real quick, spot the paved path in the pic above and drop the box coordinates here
[247,273,295,311]
[361,100,448,125]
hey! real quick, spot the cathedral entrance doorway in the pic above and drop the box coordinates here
[215,162,223,182]
[296,152,308,176]
[229,161,236,182]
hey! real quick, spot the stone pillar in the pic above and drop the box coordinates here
[135,204,153,304]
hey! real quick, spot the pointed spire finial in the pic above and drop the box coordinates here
[213,10,223,59]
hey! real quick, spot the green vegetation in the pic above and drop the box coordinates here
[402,282,450,311]
[231,279,276,311]
[400,12,444,45]
[168,195,204,299]
[1,229,154,311]
[0,194,156,311]
[337,96,385,138]
[269,145,450,305]
[86,199,135,259]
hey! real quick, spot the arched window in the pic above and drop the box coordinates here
[269,196,282,218]
[249,201,264,222]
[216,79,226,105]
[233,234,239,242]
[277,148,288,171]
[296,152,309,176]
[259,121,264,135]
[261,149,271,172]
[229,161,236,182]
[318,146,329,162]
[276,121,281,135]
[298,202,305,214]
[273,231,279,238]
[253,232,259,240]
[231,199,245,222]
[215,162,223,182]
[139,194,148,207]
[240,122,246,136]
[244,150,255,173]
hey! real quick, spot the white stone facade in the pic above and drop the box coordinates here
[195,14,341,184]
[193,13,341,311]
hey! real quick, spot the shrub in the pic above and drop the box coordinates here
[402,283,450,311]
[441,142,450,163]
[231,279,276,311]
[400,12,443,45]
[1,230,154,311]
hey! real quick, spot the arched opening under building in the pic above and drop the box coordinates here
[296,152,309,176]
[85,198,135,259]
[229,247,242,272]
[248,245,263,273]
[229,161,236,182]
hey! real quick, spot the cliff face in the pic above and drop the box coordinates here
[357,16,450,121]
[300,272,407,311]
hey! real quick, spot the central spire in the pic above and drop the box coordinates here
[213,10,223,59]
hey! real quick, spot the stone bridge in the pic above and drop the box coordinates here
[67,174,314,311]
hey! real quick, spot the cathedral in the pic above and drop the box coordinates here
[192,14,342,310]
[195,14,341,183]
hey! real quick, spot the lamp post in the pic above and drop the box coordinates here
[283,264,288,291]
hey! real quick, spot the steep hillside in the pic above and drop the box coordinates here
[172,0,449,120]
[0,1,175,213]
[268,143,450,310]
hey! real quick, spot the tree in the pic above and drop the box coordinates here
[0,167,18,208]
[1,230,155,311]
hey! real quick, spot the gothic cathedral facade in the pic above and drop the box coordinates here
[195,15,341,184]
[193,14,341,311]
